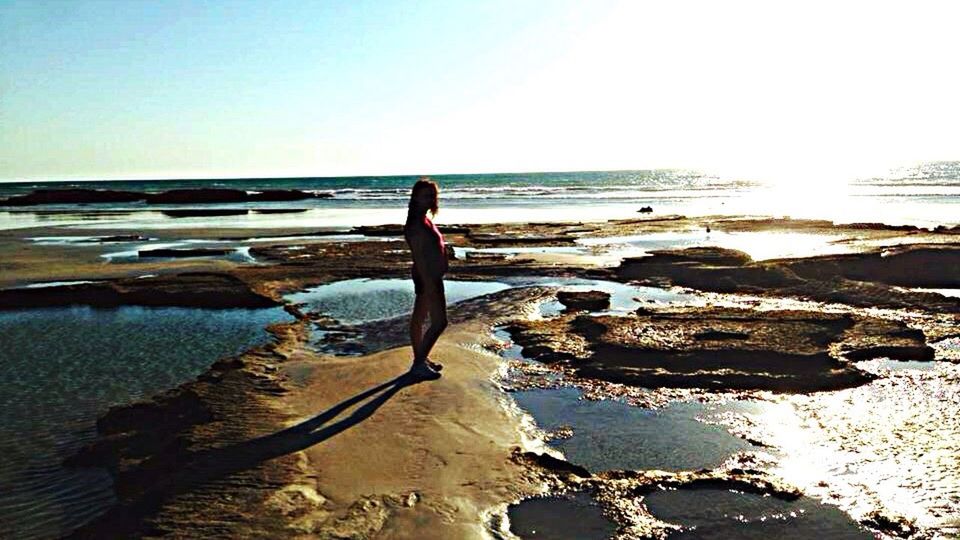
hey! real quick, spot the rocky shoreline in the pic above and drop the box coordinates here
[2,214,958,537]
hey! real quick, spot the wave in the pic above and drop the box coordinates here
[306,185,753,200]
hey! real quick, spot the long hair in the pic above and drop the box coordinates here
[405,178,439,227]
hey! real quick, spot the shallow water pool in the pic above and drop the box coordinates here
[0,305,291,539]
[285,278,511,325]
[643,488,871,539]
[512,387,754,473]
[507,492,617,539]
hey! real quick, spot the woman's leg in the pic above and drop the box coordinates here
[410,292,429,362]
[417,283,448,361]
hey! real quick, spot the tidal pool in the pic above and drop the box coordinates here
[502,277,702,317]
[512,388,754,473]
[507,492,618,539]
[286,278,511,325]
[0,305,291,539]
[643,488,871,539]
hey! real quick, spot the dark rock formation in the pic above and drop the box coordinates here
[779,245,960,288]
[468,233,574,245]
[0,188,144,206]
[252,208,309,214]
[350,224,405,236]
[0,273,280,309]
[616,245,960,312]
[0,187,331,207]
[161,209,250,218]
[506,307,934,392]
[349,224,470,237]
[638,206,653,213]
[246,189,325,202]
[146,188,248,204]
[557,290,611,312]
[138,248,233,258]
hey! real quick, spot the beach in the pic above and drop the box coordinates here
[1,174,959,539]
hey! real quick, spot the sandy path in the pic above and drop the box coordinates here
[276,321,538,539]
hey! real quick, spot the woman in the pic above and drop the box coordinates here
[405,178,448,379]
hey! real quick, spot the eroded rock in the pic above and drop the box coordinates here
[506,307,934,392]
[617,245,960,312]
[557,290,611,312]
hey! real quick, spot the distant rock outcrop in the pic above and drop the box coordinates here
[0,187,332,207]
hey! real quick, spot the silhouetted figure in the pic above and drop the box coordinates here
[404,178,448,379]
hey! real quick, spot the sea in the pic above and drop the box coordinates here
[1,162,958,230]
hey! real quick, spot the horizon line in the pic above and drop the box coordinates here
[0,166,719,185]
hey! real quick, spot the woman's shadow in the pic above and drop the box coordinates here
[70,371,423,537]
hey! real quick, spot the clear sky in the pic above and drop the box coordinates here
[1,0,958,183]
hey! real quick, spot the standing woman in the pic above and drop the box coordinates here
[405,178,448,379]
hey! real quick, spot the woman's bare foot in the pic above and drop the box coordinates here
[410,360,441,380]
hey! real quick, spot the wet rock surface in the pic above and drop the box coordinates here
[0,273,279,309]
[617,245,960,313]
[138,248,233,258]
[161,209,251,218]
[0,188,145,206]
[506,306,934,392]
[557,290,611,312]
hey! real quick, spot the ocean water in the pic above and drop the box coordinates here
[1,163,957,230]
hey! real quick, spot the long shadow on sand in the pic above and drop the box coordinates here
[70,372,422,538]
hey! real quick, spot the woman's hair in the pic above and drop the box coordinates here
[407,177,439,221]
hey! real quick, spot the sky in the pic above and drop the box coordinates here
[1,0,958,183]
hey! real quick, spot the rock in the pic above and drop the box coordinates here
[252,208,309,214]
[468,233,574,245]
[161,209,250,218]
[506,306,936,392]
[513,449,591,478]
[694,330,749,341]
[0,188,144,206]
[781,245,960,288]
[860,510,920,538]
[146,188,248,204]
[0,272,280,309]
[623,246,753,268]
[138,248,233,258]
[557,290,611,312]
[638,206,653,213]
[351,224,405,237]
[246,189,324,202]
[616,244,960,313]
